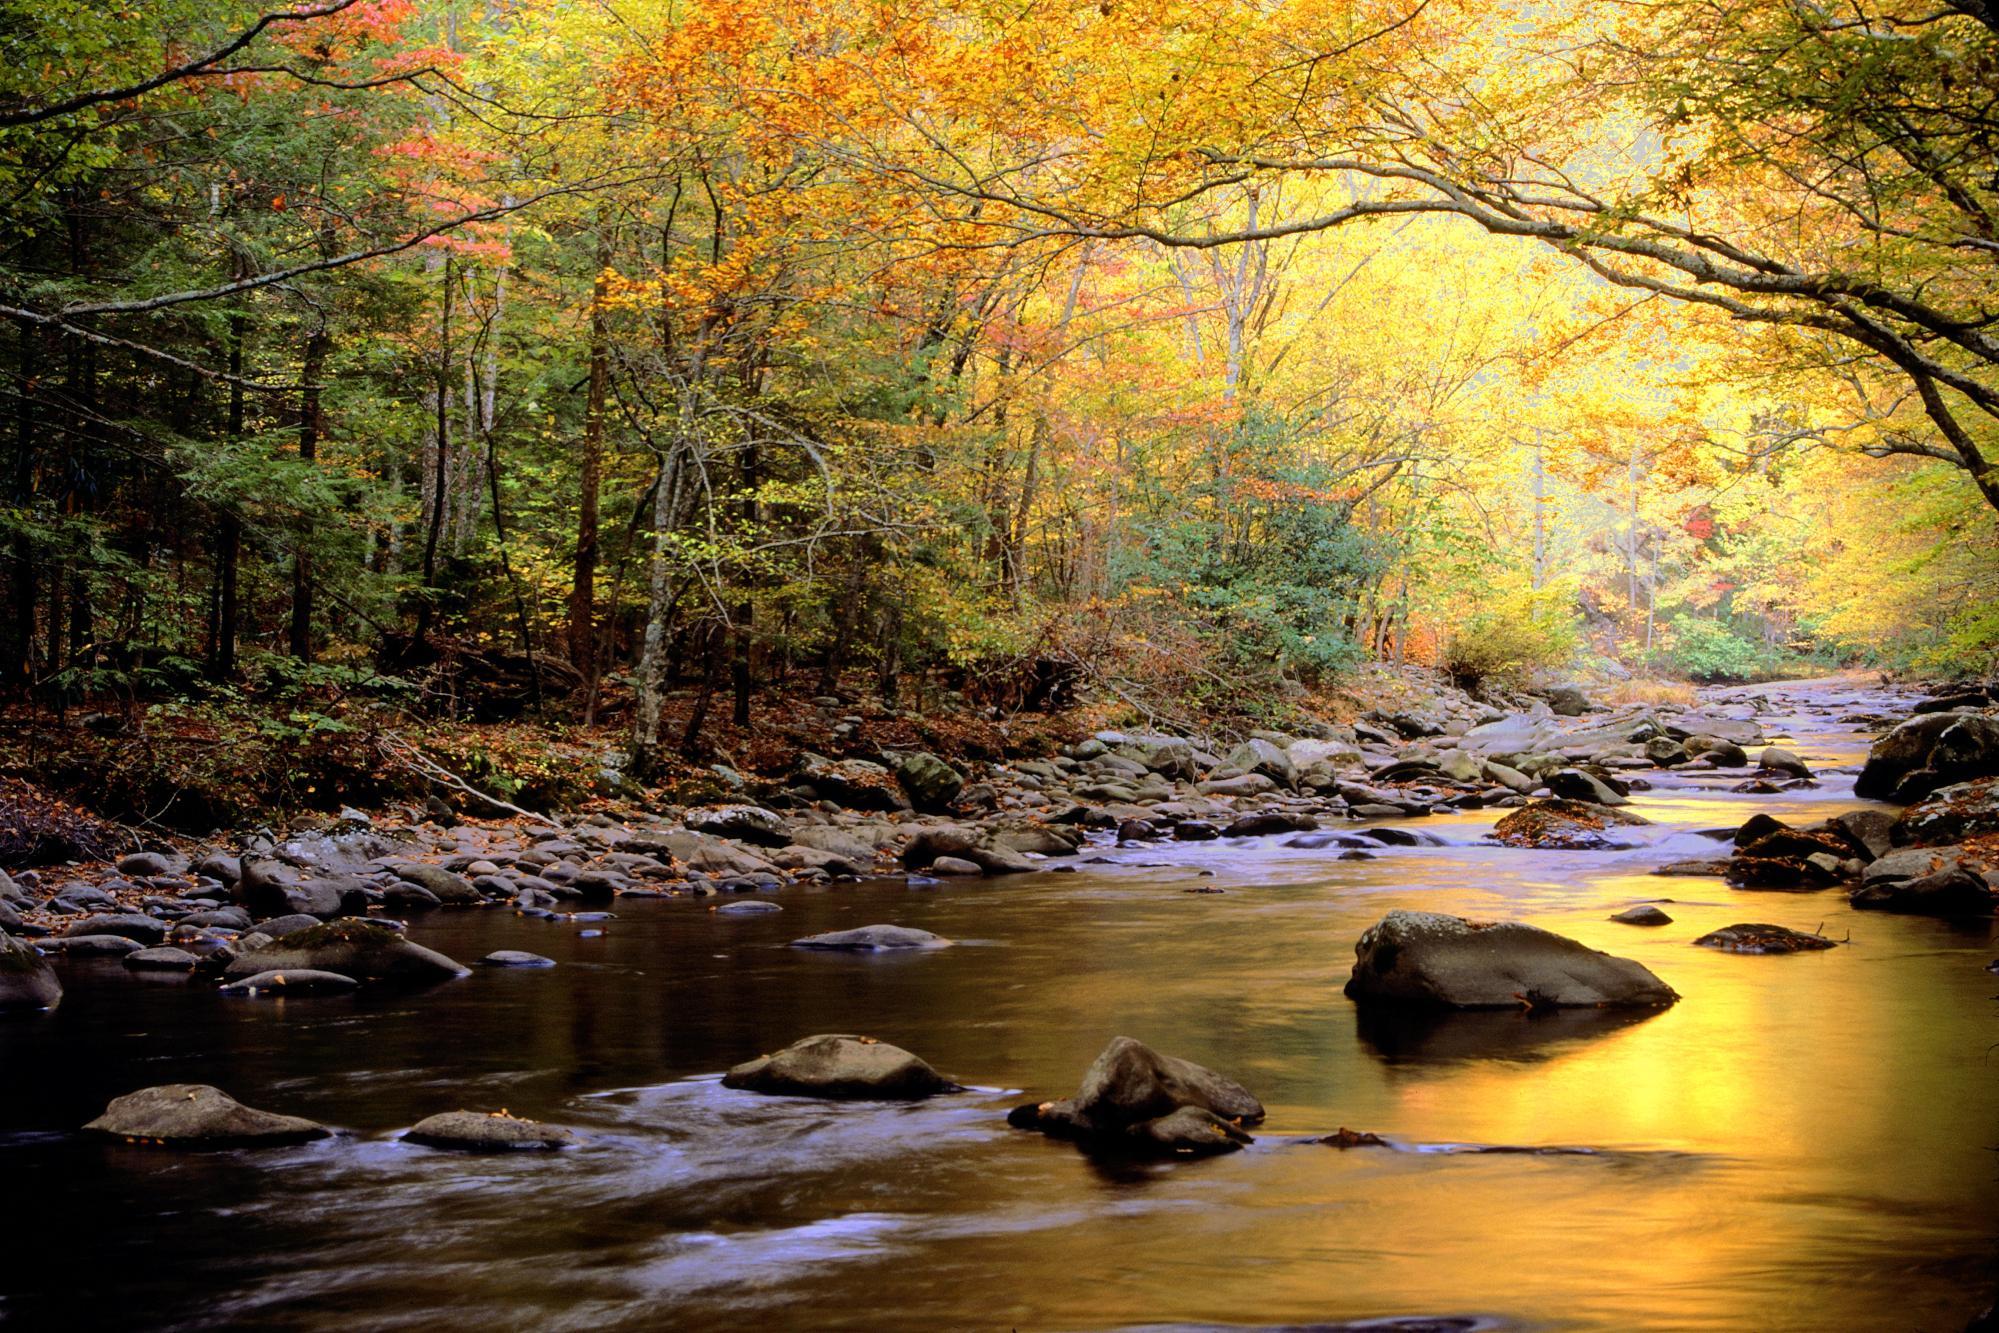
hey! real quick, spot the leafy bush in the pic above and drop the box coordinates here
[1663,615,1779,682]
[1442,585,1580,690]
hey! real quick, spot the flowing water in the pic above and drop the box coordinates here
[2,680,1994,1331]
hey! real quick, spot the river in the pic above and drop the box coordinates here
[2,679,1994,1330]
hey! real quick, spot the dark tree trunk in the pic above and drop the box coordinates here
[209,304,247,681]
[290,320,327,660]
[412,256,452,652]
[6,319,36,695]
[569,229,610,669]
[680,617,726,755]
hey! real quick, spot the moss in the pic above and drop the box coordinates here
[275,919,398,949]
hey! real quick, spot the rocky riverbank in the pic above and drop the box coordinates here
[2,674,1995,1016]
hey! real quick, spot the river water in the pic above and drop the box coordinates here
[2,680,1994,1331]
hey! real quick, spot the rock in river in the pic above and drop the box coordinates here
[403,1110,576,1151]
[122,946,200,972]
[83,1084,329,1148]
[1610,905,1673,926]
[1693,923,1837,954]
[1491,799,1648,850]
[722,1033,960,1100]
[479,950,556,967]
[0,934,60,1013]
[1850,869,1997,917]
[790,925,952,951]
[219,969,360,995]
[1344,910,1679,1010]
[1006,1036,1264,1158]
[223,920,467,986]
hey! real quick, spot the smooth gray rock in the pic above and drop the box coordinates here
[1850,869,1997,917]
[62,913,165,945]
[790,925,951,951]
[684,804,789,847]
[1344,910,1679,1010]
[478,950,556,967]
[1610,905,1673,926]
[404,1110,576,1151]
[122,946,200,971]
[1006,1036,1263,1158]
[722,1034,959,1100]
[83,1084,328,1147]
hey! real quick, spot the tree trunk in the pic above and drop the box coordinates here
[6,319,36,695]
[569,228,610,669]
[209,303,246,681]
[412,255,452,652]
[290,321,327,660]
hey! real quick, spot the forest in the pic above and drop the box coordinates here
[3,4,1998,1330]
[5,0,1998,823]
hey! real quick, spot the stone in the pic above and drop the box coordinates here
[1546,768,1629,806]
[929,856,983,876]
[1693,923,1837,954]
[1610,905,1673,926]
[1005,1036,1263,1158]
[83,1085,328,1147]
[122,946,200,971]
[716,900,782,914]
[1221,812,1317,837]
[1893,779,1999,848]
[722,1033,959,1100]
[1856,712,1999,800]
[1684,736,1749,766]
[1544,684,1590,716]
[1834,809,1897,860]
[1223,738,1295,787]
[1758,745,1813,779]
[404,1110,577,1151]
[1850,869,1997,917]
[791,925,952,951]
[787,826,882,863]
[53,934,144,956]
[796,757,908,811]
[1490,800,1647,850]
[890,752,966,812]
[116,851,176,877]
[223,920,466,986]
[1344,909,1679,1010]
[479,950,556,967]
[0,934,60,1012]
[389,863,481,906]
[219,969,361,994]
[684,804,789,847]
[62,913,166,945]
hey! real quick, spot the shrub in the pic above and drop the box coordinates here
[1664,616,1779,683]
[1442,585,1580,690]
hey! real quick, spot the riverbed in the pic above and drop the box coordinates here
[2,679,1994,1331]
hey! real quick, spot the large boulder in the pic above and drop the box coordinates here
[1006,1036,1264,1158]
[1113,734,1199,780]
[796,757,909,811]
[403,1110,576,1151]
[1344,910,1679,1010]
[0,934,59,1012]
[83,1085,329,1147]
[239,860,361,919]
[1893,779,1999,848]
[222,920,466,986]
[388,864,481,907]
[635,830,777,878]
[1460,713,1556,757]
[1856,712,1999,800]
[684,804,789,846]
[722,1033,959,1100]
[1545,768,1629,806]
[1850,869,1997,917]
[1223,739,1295,787]
[790,925,952,951]
[890,751,965,812]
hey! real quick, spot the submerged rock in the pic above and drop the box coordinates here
[0,934,60,1012]
[1693,923,1837,954]
[1610,905,1673,926]
[722,1033,960,1100]
[1344,910,1679,1010]
[223,920,466,986]
[403,1110,576,1151]
[122,946,200,971]
[790,925,951,951]
[1006,1035,1264,1158]
[83,1084,329,1147]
